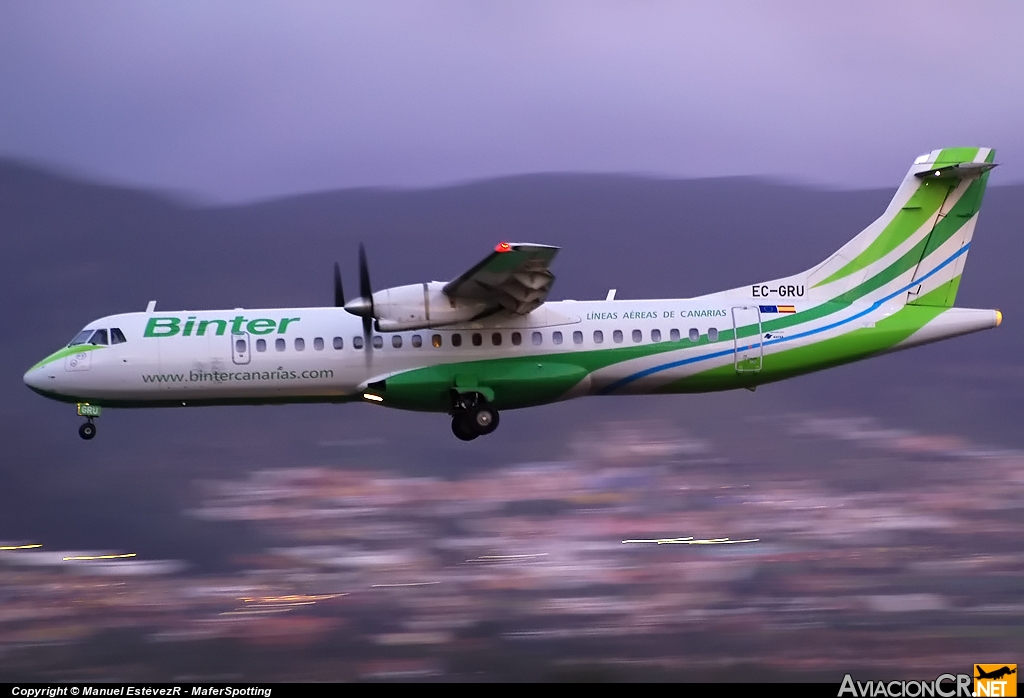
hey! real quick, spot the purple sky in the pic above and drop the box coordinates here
[2,2,1023,202]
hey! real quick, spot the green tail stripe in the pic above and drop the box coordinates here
[815,178,954,288]
[917,173,988,262]
[911,275,962,308]
[908,279,961,308]
[934,147,981,166]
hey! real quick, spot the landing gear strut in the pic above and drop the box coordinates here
[79,420,96,440]
[450,391,500,441]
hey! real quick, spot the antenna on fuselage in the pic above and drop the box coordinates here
[145,300,157,313]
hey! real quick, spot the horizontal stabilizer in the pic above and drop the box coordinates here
[914,161,997,180]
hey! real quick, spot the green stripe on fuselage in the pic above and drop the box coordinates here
[657,290,950,393]
[384,286,949,410]
[384,359,590,411]
[29,344,105,372]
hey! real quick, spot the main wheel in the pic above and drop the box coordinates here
[79,422,97,440]
[467,404,499,435]
[451,416,478,441]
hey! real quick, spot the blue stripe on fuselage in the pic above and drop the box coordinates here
[598,243,969,394]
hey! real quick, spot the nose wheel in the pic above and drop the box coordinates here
[75,404,101,440]
[450,391,500,441]
[79,420,97,440]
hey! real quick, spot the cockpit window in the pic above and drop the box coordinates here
[89,329,109,346]
[68,330,94,347]
[110,328,127,345]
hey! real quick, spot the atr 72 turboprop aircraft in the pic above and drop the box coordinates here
[24,148,1003,441]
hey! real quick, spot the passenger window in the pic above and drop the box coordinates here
[670,329,680,342]
[472,333,482,347]
[593,330,604,344]
[511,332,522,346]
[314,337,324,351]
[256,339,266,352]
[573,330,583,344]
[90,329,108,346]
[333,336,344,350]
[613,330,623,344]
[372,336,383,349]
[452,333,462,347]
[532,331,543,346]
[432,334,442,348]
[392,335,403,348]
[295,338,305,351]
[552,331,563,345]
[412,334,423,348]
[353,336,364,349]
[236,339,246,354]
[689,328,700,342]
[275,338,286,351]
[651,329,661,342]
[110,328,127,345]
[492,332,502,346]
[68,330,93,346]
[632,329,642,343]
[708,327,719,342]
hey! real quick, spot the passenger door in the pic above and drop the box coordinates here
[731,306,762,373]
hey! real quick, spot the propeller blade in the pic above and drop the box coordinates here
[333,262,345,307]
[358,243,375,363]
[362,315,374,364]
[358,243,374,315]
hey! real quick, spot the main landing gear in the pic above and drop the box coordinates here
[450,391,500,441]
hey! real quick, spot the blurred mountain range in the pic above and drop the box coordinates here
[1,158,1020,568]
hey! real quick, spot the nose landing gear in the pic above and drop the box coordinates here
[76,403,101,440]
[450,391,500,441]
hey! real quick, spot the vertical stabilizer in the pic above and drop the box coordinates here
[806,148,995,308]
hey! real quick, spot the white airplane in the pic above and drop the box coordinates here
[24,148,1002,441]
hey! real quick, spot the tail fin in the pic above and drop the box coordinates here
[807,147,996,308]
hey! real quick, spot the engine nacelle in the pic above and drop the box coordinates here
[372,282,492,331]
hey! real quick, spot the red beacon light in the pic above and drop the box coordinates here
[495,242,512,253]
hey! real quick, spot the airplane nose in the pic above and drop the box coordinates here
[23,366,50,393]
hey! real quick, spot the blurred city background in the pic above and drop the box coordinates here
[1,161,1021,681]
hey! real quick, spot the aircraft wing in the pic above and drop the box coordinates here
[443,243,559,314]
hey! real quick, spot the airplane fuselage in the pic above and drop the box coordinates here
[24,293,998,413]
